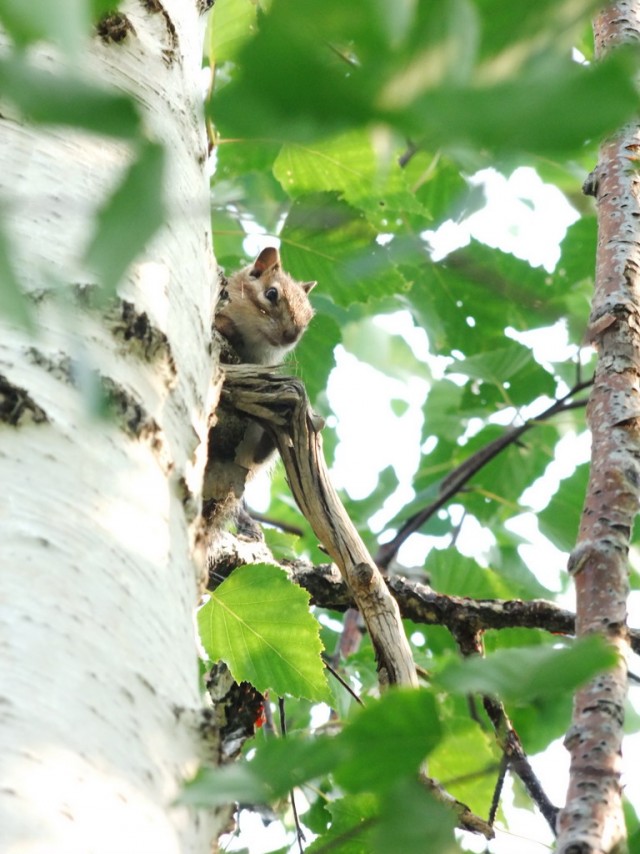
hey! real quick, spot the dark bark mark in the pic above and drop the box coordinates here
[141,0,179,65]
[96,13,136,43]
[0,375,48,426]
[109,300,177,382]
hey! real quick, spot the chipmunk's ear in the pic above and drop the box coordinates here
[250,246,280,277]
[302,281,317,294]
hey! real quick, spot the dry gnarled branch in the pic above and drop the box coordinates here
[221,364,418,689]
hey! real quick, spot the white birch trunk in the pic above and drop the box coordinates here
[0,2,222,851]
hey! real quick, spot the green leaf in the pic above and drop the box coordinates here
[0,56,140,137]
[281,195,409,307]
[448,342,534,385]
[0,0,89,54]
[306,793,378,854]
[335,689,441,793]
[411,239,566,356]
[180,763,270,808]
[310,782,459,854]
[538,462,589,552]
[392,51,639,155]
[293,311,340,404]
[426,550,510,599]
[430,723,498,819]
[273,130,427,230]
[213,0,637,156]
[85,142,166,298]
[197,563,332,703]
[208,0,258,63]
[374,779,459,854]
[0,211,33,330]
[342,317,427,381]
[436,635,618,704]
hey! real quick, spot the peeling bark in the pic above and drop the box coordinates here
[556,4,640,852]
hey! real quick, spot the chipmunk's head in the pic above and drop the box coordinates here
[216,247,316,364]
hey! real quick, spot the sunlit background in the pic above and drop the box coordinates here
[227,165,640,854]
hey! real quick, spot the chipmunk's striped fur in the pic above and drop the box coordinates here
[204,247,316,539]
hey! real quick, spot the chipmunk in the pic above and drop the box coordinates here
[214,246,316,365]
[203,247,316,539]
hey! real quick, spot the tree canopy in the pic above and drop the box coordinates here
[202,1,640,851]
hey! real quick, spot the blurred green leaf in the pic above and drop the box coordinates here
[436,634,618,704]
[0,56,140,137]
[0,0,90,53]
[0,212,33,330]
[342,316,427,381]
[213,0,637,156]
[538,462,589,552]
[429,721,498,817]
[335,689,441,792]
[208,0,258,63]
[293,311,340,403]
[306,793,378,854]
[392,52,639,155]
[426,550,510,599]
[85,142,166,298]
[373,778,459,854]
[448,342,534,385]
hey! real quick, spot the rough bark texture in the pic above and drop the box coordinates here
[556,4,640,852]
[0,2,221,852]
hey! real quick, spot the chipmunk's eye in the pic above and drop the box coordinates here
[265,287,279,304]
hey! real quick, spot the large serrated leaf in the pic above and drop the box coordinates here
[273,130,426,230]
[198,563,332,703]
[281,195,408,306]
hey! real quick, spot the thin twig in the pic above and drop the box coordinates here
[453,625,559,835]
[376,380,592,569]
[278,698,305,854]
[322,656,364,706]
[250,511,304,537]
[489,755,509,827]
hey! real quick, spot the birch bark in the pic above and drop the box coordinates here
[0,2,221,851]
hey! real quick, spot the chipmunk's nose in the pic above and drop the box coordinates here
[282,328,300,344]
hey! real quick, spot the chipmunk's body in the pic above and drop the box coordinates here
[204,247,315,538]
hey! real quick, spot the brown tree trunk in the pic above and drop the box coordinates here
[556,4,640,852]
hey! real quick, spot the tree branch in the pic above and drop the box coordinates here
[207,538,640,655]
[376,380,592,569]
[453,624,559,835]
[221,364,419,688]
